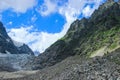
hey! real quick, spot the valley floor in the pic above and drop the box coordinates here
[1,51,120,80]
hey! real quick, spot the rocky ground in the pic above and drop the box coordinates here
[1,48,120,80]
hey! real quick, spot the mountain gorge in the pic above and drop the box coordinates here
[0,1,120,80]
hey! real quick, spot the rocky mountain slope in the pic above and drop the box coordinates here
[32,1,120,70]
[0,22,34,71]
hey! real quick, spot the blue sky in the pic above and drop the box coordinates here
[0,0,106,53]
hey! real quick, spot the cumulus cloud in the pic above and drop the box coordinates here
[8,26,38,44]
[39,0,85,18]
[38,0,58,16]
[82,5,94,17]
[31,15,37,23]
[0,0,37,13]
[59,0,86,22]
[39,0,104,18]
[82,0,104,17]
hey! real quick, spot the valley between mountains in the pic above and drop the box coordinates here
[0,1,120,80]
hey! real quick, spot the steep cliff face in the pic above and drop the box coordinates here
[33,2,120,69]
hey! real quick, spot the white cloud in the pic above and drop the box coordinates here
[39,0,104,17]
[38,0,57,16]
[82,0,104,17]
[39,0,104,24]
[82,5,94,17]
[0,0,37,13]
[59,0,86,22]
[7,21,13,25]
[8,26,38,44]
[31,15,37,23]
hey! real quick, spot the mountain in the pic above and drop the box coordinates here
[1,1,120,80]
[32,1,120,70]
[0,22,34,71]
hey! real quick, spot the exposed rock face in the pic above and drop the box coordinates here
[32,2,120,70]
[18,44,34,55]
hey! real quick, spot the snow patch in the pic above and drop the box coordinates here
[6,39,10,42]
[12,40,24,47]
[5,50,11,54]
